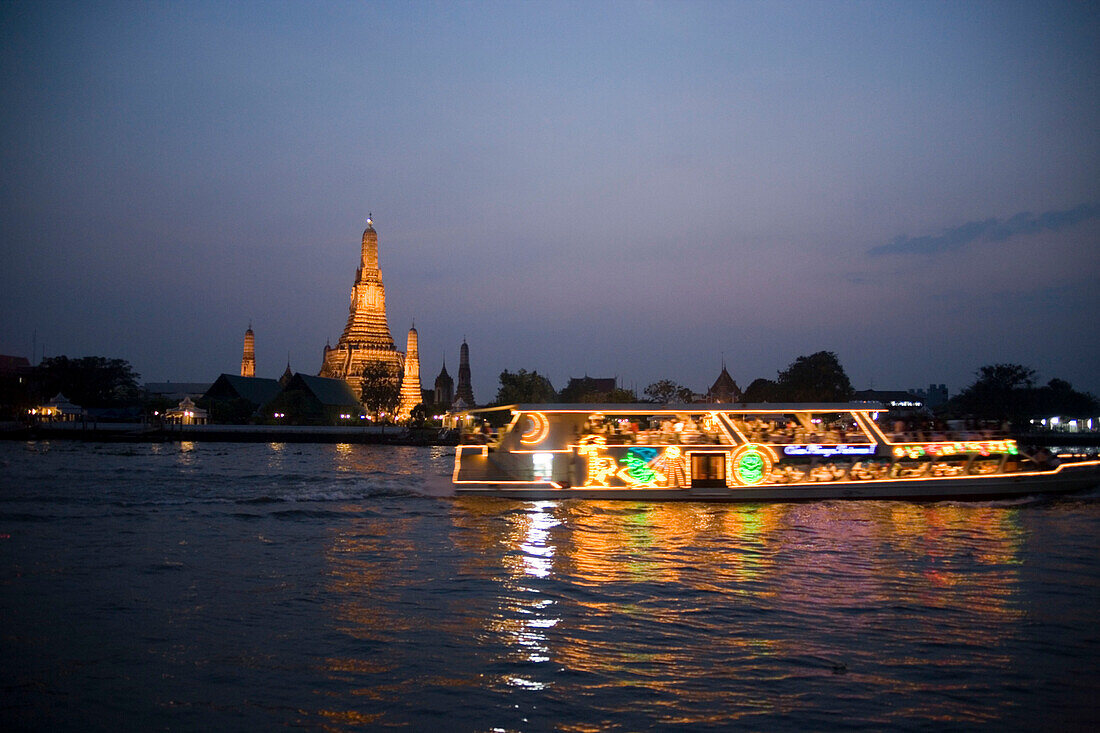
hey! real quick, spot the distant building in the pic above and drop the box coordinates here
[910,383,949,409]
[454,339,475,407]
[706,364,742,403]
[144,382,212,402]
[0,354,33,418]
[279,361,294,387]
[433,360,454,407]
[0,355,30,373]
[319,216,405,396]
[241,324,256,377]
[852,389,924,411]
[396,325,422,422]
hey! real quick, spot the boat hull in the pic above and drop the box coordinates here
[454,462,1100,502]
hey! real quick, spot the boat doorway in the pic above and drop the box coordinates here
[691,452,727,489]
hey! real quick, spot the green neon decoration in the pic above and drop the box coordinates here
[736,450,765,484]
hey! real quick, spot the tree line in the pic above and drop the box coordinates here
[491,351,857,405]
[6,352,1095,427]
[488,352,1098,426]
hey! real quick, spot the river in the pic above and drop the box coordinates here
[2,441,1098,730]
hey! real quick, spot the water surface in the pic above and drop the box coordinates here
[1,441,1098,730]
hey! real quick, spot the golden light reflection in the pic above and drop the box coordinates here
[316,492,1030,728]
[454,499,1026,714]
[175,441,197,466]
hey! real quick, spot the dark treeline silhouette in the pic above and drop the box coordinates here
[33,356,141,407]
[488,355,1097,426]
[945,363,1097,422]
[490,352,857,407]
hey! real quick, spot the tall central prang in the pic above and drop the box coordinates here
[319,215,404,396]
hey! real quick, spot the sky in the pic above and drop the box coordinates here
[2,1,1098,402]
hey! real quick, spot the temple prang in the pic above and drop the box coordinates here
[319,217,405,398]
[240,323,256,377]
[396,324,421,422]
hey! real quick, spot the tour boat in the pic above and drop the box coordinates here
[450,403,1100,501]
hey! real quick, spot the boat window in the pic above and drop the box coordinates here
[971,458,1002,475]
[580,412,730,446]
[849,460,891,481]
[930,457,970,477]
[892,458,931,478]
[730,412,871,445]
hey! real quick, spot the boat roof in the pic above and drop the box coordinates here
[456,402,883,415]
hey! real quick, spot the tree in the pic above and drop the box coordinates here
[604,387,638,403]
[36,355,141,407]
[494,369,557,404]
[559,377,637,403]
[950,366,1098,421]
[1035,378,1099,417]
[644,379,693,404]
[743,378,779,402]
[949,363,1036,420]
[409,403,429,427]
[360,361,400,420]
[774,351,853,402]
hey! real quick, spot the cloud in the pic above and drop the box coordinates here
[869,203,1100,255]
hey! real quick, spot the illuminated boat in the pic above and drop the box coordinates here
[451,403,1100,501]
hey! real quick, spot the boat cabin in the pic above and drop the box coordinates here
[452,403,1025,491]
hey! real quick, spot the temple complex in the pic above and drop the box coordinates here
[319,216,405,397]
[396,325,421,422]
[240,324,255,377]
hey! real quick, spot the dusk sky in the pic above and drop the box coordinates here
[2,1,1098,401]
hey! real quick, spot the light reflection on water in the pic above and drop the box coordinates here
[0,442,1097,731]
[319,493,1083,730]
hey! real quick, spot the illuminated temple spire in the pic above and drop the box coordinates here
[340,214,395,348]
[240,323,255,377]
[396,324,421,422]
[319,216,404,396]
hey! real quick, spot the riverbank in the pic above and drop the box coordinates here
[3,421,1096,450]
[0,421,458,446]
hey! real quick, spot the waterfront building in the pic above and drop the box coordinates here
[454,339,475,407]
[707,364,742,403]
[433,360,454,408]
[279,360,294,387]
[266,373,363,425]
[202,374,283,422]
[30,393,83,422]
[396,325,422,422]
[319,216,405,398]
[241,324,256,377]
[165,396,208,425]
